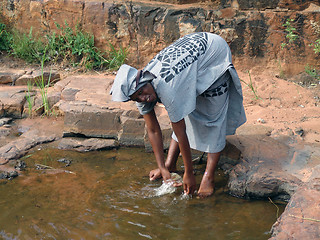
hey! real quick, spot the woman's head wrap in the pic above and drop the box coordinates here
[110,64,155,102]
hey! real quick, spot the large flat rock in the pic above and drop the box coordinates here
[270,171,320,239]
[57,74,172,148]
[0,86,27,118]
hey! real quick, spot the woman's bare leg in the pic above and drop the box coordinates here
[197,152,221,198]
[149,139,180,180]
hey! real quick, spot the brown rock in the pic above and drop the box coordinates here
[15,71,60,86]
[0,128,58,161]
[0,70,26,85]
[1,0,319,71]
[270,175,320,239]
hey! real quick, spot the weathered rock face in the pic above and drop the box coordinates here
[1,0,319,74]
[0,70,26,85]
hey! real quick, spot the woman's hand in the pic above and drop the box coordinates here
[160,167,171,182]
[149,168,161,181]
[183,171,197,195]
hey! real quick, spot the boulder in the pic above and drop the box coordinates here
[225,135,320,201]
[118,115,145,147]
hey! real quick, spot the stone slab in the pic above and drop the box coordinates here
[0,86,27,118]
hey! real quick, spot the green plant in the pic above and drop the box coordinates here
[11,27,47,63]
[281,18,299,49]
[0,22,12,51]
[277,58,286,79]
[106,43,128,70]
[305,64,320,81]
[25,80,35,117]
[51,22,108,70]
[309,39,320,54]
[34,56,54,116]
[241,70,260,100]
[2,21,127,71]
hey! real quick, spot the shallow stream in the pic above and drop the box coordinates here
[0,147,285,239]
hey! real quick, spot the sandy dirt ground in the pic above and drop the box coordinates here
[235,62,320,145]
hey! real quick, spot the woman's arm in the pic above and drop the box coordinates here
[143,109,171,181]
[171,119,197,195]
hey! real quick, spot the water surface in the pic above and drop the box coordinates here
[0,147,285,239]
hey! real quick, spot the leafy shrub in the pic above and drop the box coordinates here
[281,18,299,49]
[0,22,12,51]
[45,22,108,69]
[309,39,320,55]
[2,21,127,70]
[11,27,47,63]
[106,43,128,70]
[305,64,320,81]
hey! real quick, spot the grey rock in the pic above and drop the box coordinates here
[14,160,27,171]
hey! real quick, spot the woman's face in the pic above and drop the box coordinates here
[130,83,157,103]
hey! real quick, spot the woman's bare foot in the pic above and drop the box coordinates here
[197,172,215,198]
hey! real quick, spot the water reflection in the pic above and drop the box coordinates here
[0,147,285,239]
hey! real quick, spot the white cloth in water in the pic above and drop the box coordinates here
[136,32,246,153]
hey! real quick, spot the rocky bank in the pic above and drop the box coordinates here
[0,0,320,239]
[0,65,319,239]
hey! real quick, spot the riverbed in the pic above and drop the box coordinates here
[0,147,285,239]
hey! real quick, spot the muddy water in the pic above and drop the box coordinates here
[0,147,285,239]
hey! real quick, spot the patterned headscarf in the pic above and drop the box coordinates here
[110,64,155,102]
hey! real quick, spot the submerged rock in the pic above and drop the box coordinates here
[58,137,118,152]
[0,170,18,179]
[57,158,72,167]
[14,160,27,171]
